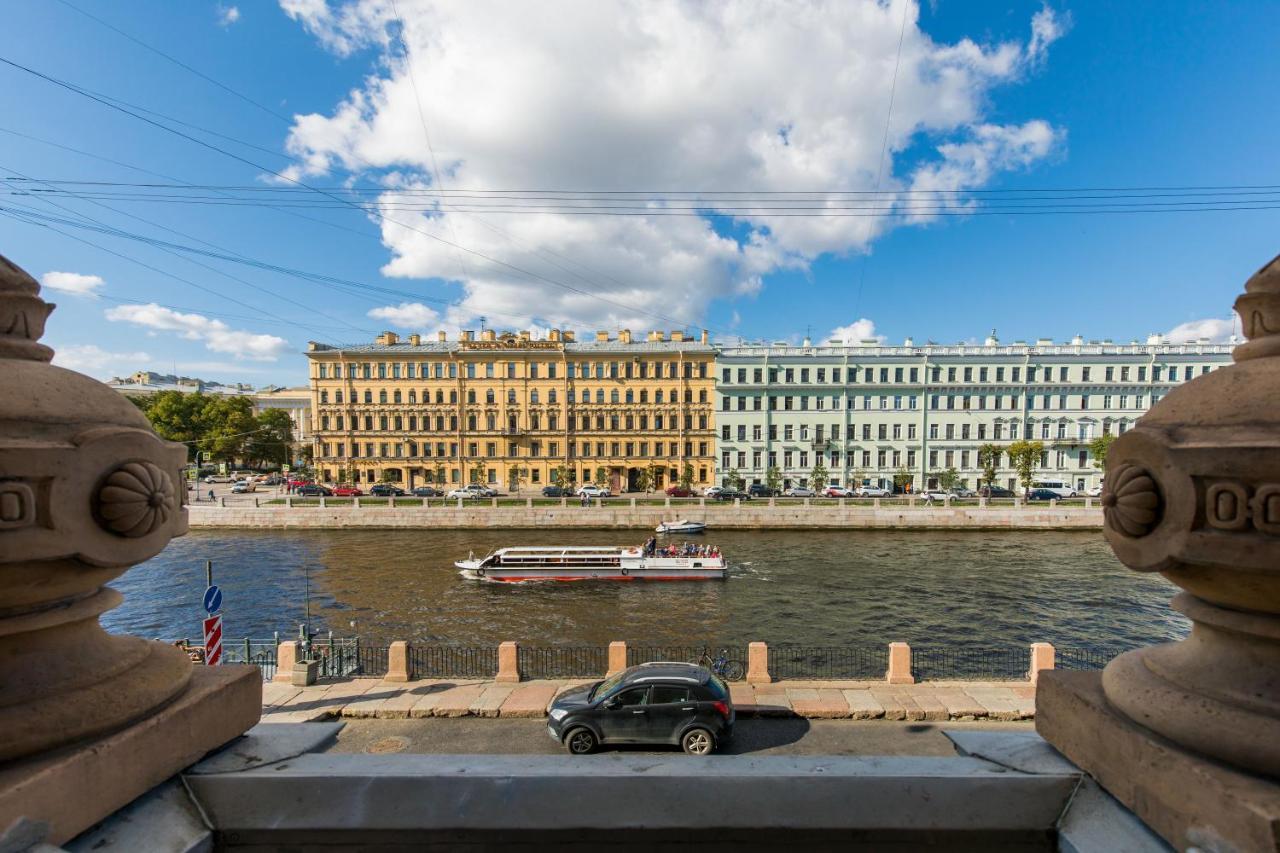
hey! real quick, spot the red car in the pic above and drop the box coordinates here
[331,484,363,497]
[665,485,693,497]
[287,477,310,489]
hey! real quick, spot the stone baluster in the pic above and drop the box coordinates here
[1037,254,1280,851]
[0,254,261,843]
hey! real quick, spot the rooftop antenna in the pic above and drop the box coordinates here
[479,315,487,333]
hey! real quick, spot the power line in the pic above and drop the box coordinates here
[0,55,717,334]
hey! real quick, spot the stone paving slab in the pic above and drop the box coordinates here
[264,678,1037,722]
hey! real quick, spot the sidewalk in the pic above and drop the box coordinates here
[262,678,1036,723]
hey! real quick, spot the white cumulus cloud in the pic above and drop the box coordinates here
[828,318,886,344]
[40,271,104,297]
[217,5,241,26]
[367,301,441,329]
[1165,317,1238,344]
[52,344,151,376]
[104,304,290,361]
[280,0,1065,332]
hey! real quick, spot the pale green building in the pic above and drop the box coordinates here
[714,332,1235,493]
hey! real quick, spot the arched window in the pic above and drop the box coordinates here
[486,414,496,430]
[639,389,647,403]
[596,389,605,404]
[655,390,664,404]
[548,389,557,404]
[611,389,620,404]
[379,390,387,404]
[408,390,416,404]
[486,389,495,404]
[625,390,634,403]
[436,390,444,404]
[468,390,476,404]
[508,389,517,404]
[335,390,343,404]
[364,390,373,404]
[393,390,402,403]
[468,415,477,430]
[530,389,539,404]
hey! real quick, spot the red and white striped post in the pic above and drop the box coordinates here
[203,614,223,666]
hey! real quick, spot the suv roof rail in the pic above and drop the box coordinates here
[636,660,697,668]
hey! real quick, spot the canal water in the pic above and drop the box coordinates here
[105,529,1188,651]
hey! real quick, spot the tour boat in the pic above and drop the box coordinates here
[655,519,707,534]
[456,545,726,582]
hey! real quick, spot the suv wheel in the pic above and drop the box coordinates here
[681,727,714,755]
[565,727,598,755]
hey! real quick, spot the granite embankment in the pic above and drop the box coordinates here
[188,499,1102,530]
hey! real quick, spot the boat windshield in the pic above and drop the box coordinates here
[589,670,628,701]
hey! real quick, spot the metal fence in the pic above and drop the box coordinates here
[626,645,748,670]
[518,646,609,678]
[409,645,498,678]
[356,644,390,678]
[1056,647,1122,671]
[769,645,889,680]
[220,638,278,681]
[309,636,362,678]
[911,646,1029,681]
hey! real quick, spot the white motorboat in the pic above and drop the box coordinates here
[456,545,726,582]
[655,519,707,534]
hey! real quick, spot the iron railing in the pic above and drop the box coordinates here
[220,638,278,681]
[357,644,390,677]
[309,636,362,678]
[409,645,498,678]
[769,645,888,680]
[1056,647,1122,671]
[518,646,609,678]
[626,645,748,669]
[911,646,1029,681]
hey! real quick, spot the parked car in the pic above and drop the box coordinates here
[412,486,443,497]
[577,484,611,498]
[262,475,283,486]
[1086,484,1104,497]
[295,484,332,497]
[856,486,892,497]
[541,485,570,497]
[703,486,724,499]
[369,484,406,497]
[953,487,976,498]
[331,484,363,497]
[979,485,1014,498]
[784,486,816,498]
[920,489,957,501]
[713,489,752,501]
[230,480,255,494]
[664,485,693,497]
[824,486,854,498]
[287,477,310,489]
[1026,488,1061,501]
[747,484,779,498]
[203,474,233,484]
[447,485,489,499]
[546,662,734,755]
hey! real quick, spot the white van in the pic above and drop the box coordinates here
[1032,479,1076,498]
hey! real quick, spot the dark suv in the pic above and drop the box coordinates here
[547,663,734,755]
[747,483,778,498]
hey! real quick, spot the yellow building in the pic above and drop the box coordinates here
[306,328,715,492]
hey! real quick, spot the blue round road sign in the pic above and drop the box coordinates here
[203,584,223,614]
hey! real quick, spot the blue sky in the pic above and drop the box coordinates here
[2,0,1277,386]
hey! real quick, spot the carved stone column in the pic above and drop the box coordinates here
[0,255,261,843]
[1037,253,1280,851]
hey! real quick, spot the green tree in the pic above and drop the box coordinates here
[765,465,782,494]
[1006,440,1045,495]
[594,466,609,489]
[137,390,205,459]
[378,469,396,484]
[245,408,294,467]
[726,468,745,491]
[977,444,1002,491]
[892,467,913,492]
[1089,433,1117,472]
[199,396,256,464]
[633,466,653,493]
[678,462,694,492]
[469,458,487,485]
[938,467,961,491]
[508,465,526,493]
[810,459,829,491]
[430,463,446,485]
[552,464,571,487]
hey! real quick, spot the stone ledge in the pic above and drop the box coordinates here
[1035,670,1280,853]
[0,665,262,845]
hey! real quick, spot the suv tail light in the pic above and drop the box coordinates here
[712,700,731,719]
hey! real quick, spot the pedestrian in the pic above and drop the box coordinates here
[208,488,214,502]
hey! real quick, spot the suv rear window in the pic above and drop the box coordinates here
[651,686,690,704]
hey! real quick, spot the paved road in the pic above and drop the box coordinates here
[324,717,1033,757]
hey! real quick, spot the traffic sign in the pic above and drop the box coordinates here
[218,462,228,475]
[203,584,223,614]
[203,614,222,666]
[282,464,291,474]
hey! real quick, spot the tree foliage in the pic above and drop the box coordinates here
[765,465,782,494]
[977,443,1002,489]
[810,459,829,491]
[634,466,653,493]
[725,468,745,491]
[1005,440,1045,493]
[1089,433,1117,472]
[132,391,291,466]
[678,463,694,491]
[594,466,609,489]
[938,467,961,491]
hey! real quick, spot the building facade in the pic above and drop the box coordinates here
[307,329,715,492]
[714,333,1235,493]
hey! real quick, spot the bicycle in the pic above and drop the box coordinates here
[695,646,745,681]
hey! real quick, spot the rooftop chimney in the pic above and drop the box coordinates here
[1071,334,1084,346]
[563,330,576,342]
[376,331,399,346]
[596,331,609,342]
[984,329,1000,347]
[903,337,914,347]
[461,330,474,341]
[438,331,447,342]
[700,329,709,345]
[409,334,421,346]
[671,330,685,342]
[618,329,632,344]
[1147,333,1166,345]
[549,329,561,341]
[518,330,531,342]
[649,331,665,342]
[481,329,496,342]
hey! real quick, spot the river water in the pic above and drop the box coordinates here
[105,529,1188,651]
